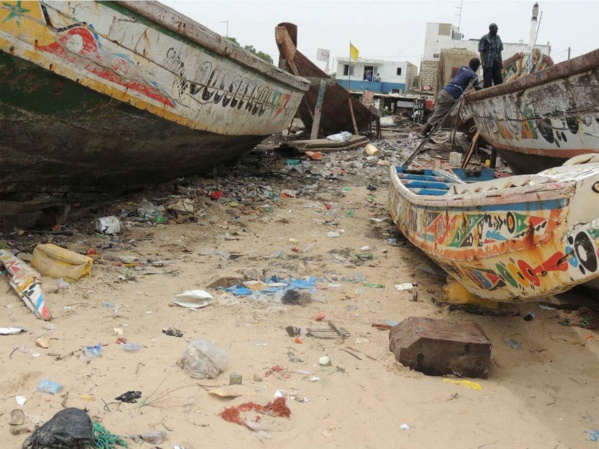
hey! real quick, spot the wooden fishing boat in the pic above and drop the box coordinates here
[388,156,599,302]
[461,49,599,174]
[0,1,309,197]
[275,22,378,136]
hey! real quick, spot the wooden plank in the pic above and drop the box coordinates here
[310,79,327,140]
[461,129,481,168]
[348,98,359,135]
[275,26,300,75]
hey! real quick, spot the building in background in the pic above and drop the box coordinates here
[334,57,418,94]
[420,3,550,92]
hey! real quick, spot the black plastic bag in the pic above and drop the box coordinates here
[22,408,93,449]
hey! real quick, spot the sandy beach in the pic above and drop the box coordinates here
[1,134,598,449]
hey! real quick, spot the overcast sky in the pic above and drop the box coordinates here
[160,0,597,72]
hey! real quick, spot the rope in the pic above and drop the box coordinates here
[92,421,128,449]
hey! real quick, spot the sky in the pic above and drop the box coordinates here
[160,0,597,73]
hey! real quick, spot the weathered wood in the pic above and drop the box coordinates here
[389,317,491,378]
[348,98,359,135]
[461,129,481,168]
[310,80,327,140]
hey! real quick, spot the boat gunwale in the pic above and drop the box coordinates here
[115,1,309,92]
[464,48,599,104]
[389,166,574,209]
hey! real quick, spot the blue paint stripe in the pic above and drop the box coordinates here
[420,197,566,213]
[36,295,43,309]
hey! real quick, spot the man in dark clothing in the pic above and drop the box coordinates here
[418,58,482,138]
[479,23,504,88]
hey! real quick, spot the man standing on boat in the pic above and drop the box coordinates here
[479,23,504,88]
[417,58,482,138]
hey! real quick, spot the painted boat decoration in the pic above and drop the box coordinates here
[388,155,599,302]
[275,22,378,136]
[0,250,51,321]
[461,49,599,174]
[0,1,309,196]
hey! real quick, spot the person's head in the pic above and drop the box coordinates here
[489,23,498,36]
[469,58,481,71]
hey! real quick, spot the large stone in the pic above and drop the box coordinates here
[389,317,491,379]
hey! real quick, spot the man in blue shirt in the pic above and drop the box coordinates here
[479,23,504,88]
[418,58,481,138]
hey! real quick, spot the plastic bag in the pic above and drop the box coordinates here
[22,408,92,449]
[326,131,352,143]
[177,340,227,379]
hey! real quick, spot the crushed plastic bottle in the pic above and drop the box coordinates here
[83,344,102,358]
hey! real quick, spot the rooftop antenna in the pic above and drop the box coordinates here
[455,0,464,32]
[220,20,229,37]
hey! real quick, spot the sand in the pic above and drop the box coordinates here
[1,137,598,449]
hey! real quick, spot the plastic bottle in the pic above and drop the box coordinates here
[363,283,385,289]
[139,430,167,444]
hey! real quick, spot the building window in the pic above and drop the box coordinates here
[433,53,440,59]
[396,67,402,76]
[343,65,354,76]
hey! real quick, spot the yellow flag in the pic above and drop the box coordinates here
[350,43,359,62]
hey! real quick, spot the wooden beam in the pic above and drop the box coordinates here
[348,98,359,135]
[275,26,299,75]
[310,79,327,140]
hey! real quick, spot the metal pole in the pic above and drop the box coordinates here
[567,47,571,60]
[348,41,351,90]
[220,21,229,37]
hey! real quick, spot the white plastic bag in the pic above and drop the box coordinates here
[326,131,352,143]
[177,340,227,379]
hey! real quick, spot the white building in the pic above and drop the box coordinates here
[334,57,418,94]
[420,3,551,89]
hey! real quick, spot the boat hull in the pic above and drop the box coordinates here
[463,49,599,174]
[0,1,308,195]
[388,164,599,302]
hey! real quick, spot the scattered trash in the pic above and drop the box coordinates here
[31,243,93,282]
[307,320,350,340]
[326,231,340,238]
[305,151,322,160]
[504,338,522,350]
[95,216,123,235]
[92,421,128,448]
[163,327,184,337]
[326,131,352,143]
[523,312,535,322]
[313,311,326,321]
[319,356,332,366]
[363,282,385,289]
[0,250,51,321]
[14,345,40,358]
[394,283,415,291]
[364,144,381,156]
[281,288,312,306]
[443,379,483,390]
[22,408,93,449]
[174,290,215,309]
[0,327,25,335]
[400,423,410,431]
[586,430,599,442]
[115,390,142,403]
[371,321,398,330]
[36,379,63,395]
[229,373,243,385]
[177,340,228,379]
[559,307,599,330]
[121,343,141,352]
[15,395,26,406]
[220,397,291,427]
[274,389,309,403]
[209,385,255,398]
[138,429,167,445]
[80,394,95,402]
[83,343,102,358]
[137,199,165,219]
[167,198,195,215]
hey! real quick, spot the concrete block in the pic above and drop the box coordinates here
[389,317,491,378]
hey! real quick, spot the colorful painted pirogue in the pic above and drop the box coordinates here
[461,49,599,174]
[0,1,308,196]
[388,156,599,302]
